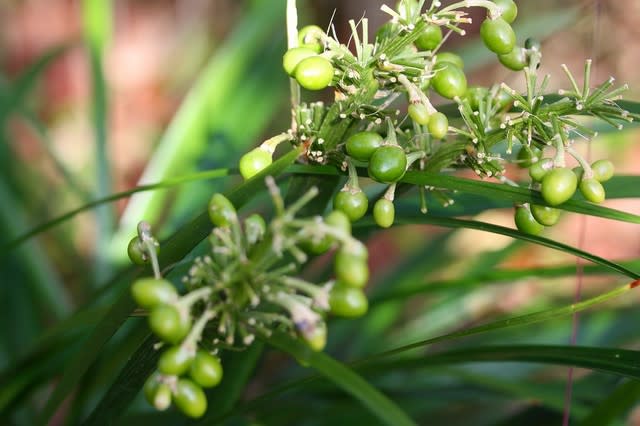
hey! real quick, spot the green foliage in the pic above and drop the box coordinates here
[2,0,640,425]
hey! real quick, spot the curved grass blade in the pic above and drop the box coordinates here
[580,380,640,426]
[364,345,640,380]
[81,328,156,426]
[0,180,71,318]
[80,0,114,283]
[2,167,232,253]
[363,215,639,279]
[370,280,638,360]
[259,332,416,426]
[17,108,92,202]
[37,147,301,424]
[374,259,640,303]
[37,280,137,424]
[0,44,72,117]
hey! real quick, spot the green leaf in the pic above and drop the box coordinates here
[362,215,639,280]
[370,281,637,359]
[374,259,640,303]
[364,345,640,381]
[0,45,72,118]
[2,168,232,253]
[82,0,114,283]
[580,380,640,426]
[260,332,417,426]
[81,0,112,52]
[38,280,136,424]
[81,328,156,426]
[0,180,70,319]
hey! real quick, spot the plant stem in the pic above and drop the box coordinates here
[287,0,300,132]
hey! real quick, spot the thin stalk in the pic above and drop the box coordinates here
[287,0,300,132]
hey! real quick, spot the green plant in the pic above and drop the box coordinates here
[3,0,640,425]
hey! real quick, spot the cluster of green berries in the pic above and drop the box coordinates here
[283,25,334,91]
[514,145,615,235]
[235,0,633,235]
[128,224,222,418]
[127,179,371,417]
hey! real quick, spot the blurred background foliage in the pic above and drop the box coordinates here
[0,0,639,425]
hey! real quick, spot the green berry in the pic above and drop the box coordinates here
[480,18,516,54]
[435,52,464,69]
[368,145,408,183]
[174,378,207,418]
[415,24,443,51]
[579,178,606,203]
[158,346,194,376]
[373,198,395,228]
[189,351,223,388]
[208,193,237,227]
[131,278,177,310]
[294,56,334,91]
[127,236,150,265]
[329,283,368,318]
[466,86,489,111]
[144,373,171,411]
[493,0,518,23]
[498,46,527,71]
[530,204,561,226]
[325,210,352,235]
[282,47,317,75]
[428,112,449,139]
[334,189,369,222]
[517,145,542,168]
[298,25,324,53]
[239,147,273,180]
[343,239,368,262]
[335,249,369,288]
[408,103,430,125]
[149,304,191,344]
[300,320,327,352]
[432,61,467,99]
[345,131,383,161]
[591,159,614,182]
[514,205,544,236]
[541,168,578,206]
[529,158,553,182]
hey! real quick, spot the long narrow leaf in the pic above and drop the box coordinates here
[261,332,416,426]
[580,380,640,426]
[364,345,640,380]
[368,215,639,279]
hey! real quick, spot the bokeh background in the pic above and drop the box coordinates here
[1,1,640,425]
